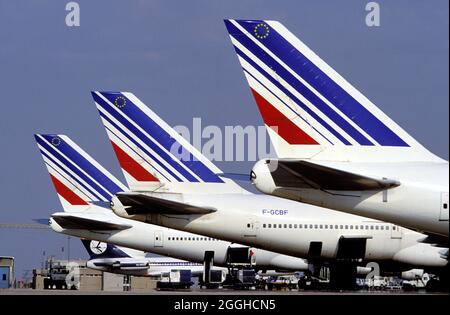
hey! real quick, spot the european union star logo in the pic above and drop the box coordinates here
[114,96,127,109]
[253,23,270,39]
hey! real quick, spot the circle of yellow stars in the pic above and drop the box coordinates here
[51,136,61,147]
[114,96,127,109]
[253,23,270,39]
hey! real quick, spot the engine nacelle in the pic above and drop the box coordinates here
[87,259,149,271]
[393,243,448,268]
[401,269,425,281]
[116,260,150,271]
[251,160,277,195]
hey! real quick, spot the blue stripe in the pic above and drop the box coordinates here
[227,21,371,146]
[101,114,173,182]
[242,68,333,145]
[94,95,189,182]
[40,150,95,201]
[232,37,352,145]
[102,92,224,183]
[234,20,409,147]
[37,136,112,201]
[44,135,124,197]
[95,92,224,183]
[37,141,105,201]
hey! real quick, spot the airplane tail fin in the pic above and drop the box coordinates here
[224,19,443,162]
[81,239,145,259]
[34,134,127,212]
[91,91,246,193]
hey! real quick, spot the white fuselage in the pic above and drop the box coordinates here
[86,256,208,277]
[49,207,309,271]
[252,160,449,237]
[112,193,448,269]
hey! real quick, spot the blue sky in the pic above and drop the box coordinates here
[0,0,448,279]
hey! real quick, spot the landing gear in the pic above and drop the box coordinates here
[329,263,357,290]
[426,269,449,292]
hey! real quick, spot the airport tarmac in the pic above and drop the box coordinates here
[1,288,447,295]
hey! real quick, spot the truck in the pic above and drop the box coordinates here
[156,270,193,290]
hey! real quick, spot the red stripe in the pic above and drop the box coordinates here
[50,175,88,205]
[250,88,319,145]
[111,141,159,182]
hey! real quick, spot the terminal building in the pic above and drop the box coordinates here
[0,256,14,289]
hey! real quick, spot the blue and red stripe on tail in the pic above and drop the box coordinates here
[35,134,127,210]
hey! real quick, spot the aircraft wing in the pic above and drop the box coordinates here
[115,192,217,215]
[269,160,400,191]
[52,214,132,231]
[419,233,449,248]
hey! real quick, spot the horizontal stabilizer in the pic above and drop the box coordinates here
[269,159,400,191]
[115,193,216,215]
[217,173,252,182]
[52,214,132,231]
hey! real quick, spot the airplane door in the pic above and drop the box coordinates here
[154,231,164,247]
[391,225,402,239]
[244,219,259,238]
[440,192,449,221]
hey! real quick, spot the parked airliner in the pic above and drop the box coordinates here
[224,19,449,239]
[34,134,311,273]
[90,91,448,288]
[81,239,213,277]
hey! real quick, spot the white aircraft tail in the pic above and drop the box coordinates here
[92,91,247,193]
[81,239,146,259]
[225,19,443,163]
[34,134,127,212]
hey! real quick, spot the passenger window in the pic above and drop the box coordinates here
[370,226,374,230]
[376,226,379,230]
[294,224,298,228]
[268,224,271,228]
[345,225,348,229]
[319,225,323,229]
[314,224,318,229]
[284,224,287,229]
[289,224,292,228]
[279,224,282,228]
[263,224,266,228]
